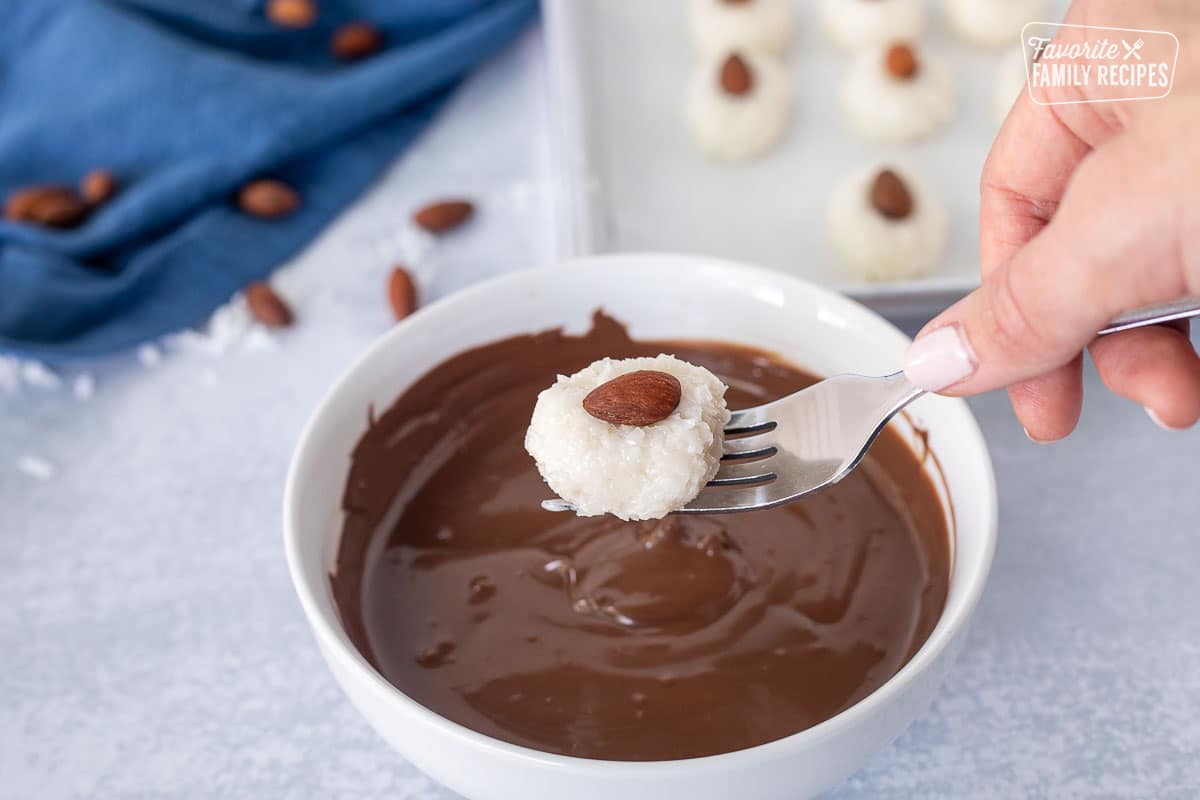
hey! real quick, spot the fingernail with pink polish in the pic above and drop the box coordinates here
[904,324,978,391]
[1023,427,1054,445]
[1145,407,1190,431]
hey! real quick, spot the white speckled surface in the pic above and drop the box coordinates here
[2,25,1199,800]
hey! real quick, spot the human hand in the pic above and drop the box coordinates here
[902,0,1200,439]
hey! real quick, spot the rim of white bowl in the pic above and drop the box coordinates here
[283,252,998,773]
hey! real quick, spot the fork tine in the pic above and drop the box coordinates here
[709,458,777,484]
[679,483,780,513]
[725,405,775,433]
[722,431,776,458]
[540,498,577,513]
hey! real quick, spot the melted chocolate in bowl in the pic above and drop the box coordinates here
[332,313,950,761]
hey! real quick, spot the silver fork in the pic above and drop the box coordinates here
[543,300,1200,515]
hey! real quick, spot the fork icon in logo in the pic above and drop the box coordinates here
[1122,38,1145,60]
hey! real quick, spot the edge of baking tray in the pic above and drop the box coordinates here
[542,0,597,259]
[538,0,975,318]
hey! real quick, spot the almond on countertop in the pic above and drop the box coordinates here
[238,179,300,219]
[387,265,418,321]
[245,281,294,328]
[413,199,474,233]
[583,370,683,427]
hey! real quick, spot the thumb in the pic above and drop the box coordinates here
[903,129,1194,396]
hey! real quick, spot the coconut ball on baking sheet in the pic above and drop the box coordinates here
[819,0,927,51]
[841,42,955,144]
[686,50,792,161]
[829,165,948,283]
[525,355,730,521]
[689,0,793,57]
[945,0,1044,48]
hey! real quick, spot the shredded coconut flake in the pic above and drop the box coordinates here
[0,357,18,393]
[73,373,96,400]
[17,455,56,480]
[137,343,162,367]
[242,327,278,353]
[21,361,61,389]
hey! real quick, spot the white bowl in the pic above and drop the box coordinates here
[284,253,997,800]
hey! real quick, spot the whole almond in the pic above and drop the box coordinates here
[413,199,474,233]
[720,53,753,96]
[245,281,294,328]
[4,187,44,221]
[81,169,118,206]
[583,370,682,427]
[884,43,919,80]
[238,179,300,219]
[870,169,914,220]
[332,22,383,61]
[5,186,89,228]
[267,0,316,28]
[387,265,418,321]
[34,190,89,228]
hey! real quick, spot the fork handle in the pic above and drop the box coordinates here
[889,299,1200,412]
[878,370,927,418]
[1097,299,1200,335]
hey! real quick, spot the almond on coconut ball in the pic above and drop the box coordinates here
[828,164,948,282]
[686,50,792,161]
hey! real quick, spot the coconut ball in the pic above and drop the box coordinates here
[526,355,729,521]
[819,0,927,51]
[689,0,793,57]
[841,42,955,144]
[945,0,1044,48]
[829,165,948,282]
[993,46,1031,123]
[687,50,792,161]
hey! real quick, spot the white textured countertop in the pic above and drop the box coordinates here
[2,27,1198,800]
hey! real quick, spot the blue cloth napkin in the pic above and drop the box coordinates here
[0,0,537,361]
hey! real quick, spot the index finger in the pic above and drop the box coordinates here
[980,93,1092,276]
